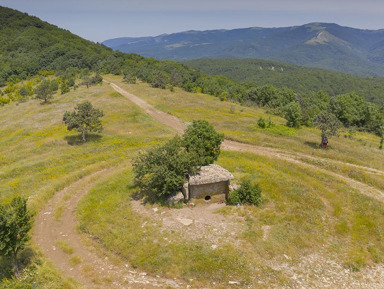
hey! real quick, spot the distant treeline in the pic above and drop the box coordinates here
[184,59,384,105]
[0,6,383,136]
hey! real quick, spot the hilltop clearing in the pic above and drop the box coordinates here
[34,79,384,288]
[0,75,383,288]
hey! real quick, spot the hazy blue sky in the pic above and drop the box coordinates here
[1,0,383,42]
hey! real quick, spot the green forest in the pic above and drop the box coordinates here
[184,58,384,105]
[1,6,383,138]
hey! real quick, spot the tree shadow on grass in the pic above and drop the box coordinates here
[304,141,321,149]
[64,134,102,146]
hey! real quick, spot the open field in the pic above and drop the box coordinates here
[0,82,173,287]
[1,77,384,288]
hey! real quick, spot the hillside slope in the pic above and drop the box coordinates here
[184,58,384,104]
[1,76,384,288]
[0,6,115,85]
[103,23,384,77]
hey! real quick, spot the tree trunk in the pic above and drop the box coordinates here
[82,130,86,142]
[12,250,19,277]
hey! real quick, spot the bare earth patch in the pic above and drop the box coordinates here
[131,200,245,247]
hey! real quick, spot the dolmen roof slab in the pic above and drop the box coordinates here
[189,164,234,186]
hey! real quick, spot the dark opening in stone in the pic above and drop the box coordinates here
[205,195,211,201]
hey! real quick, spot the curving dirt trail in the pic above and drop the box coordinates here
[33,168,182,288]
[33,81,384,288]
[109,81,384,204]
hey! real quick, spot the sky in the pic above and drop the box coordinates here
[1,0,384,43]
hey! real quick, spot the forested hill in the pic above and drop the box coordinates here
[0,6,114,85]
[103,23,384,77]
[1,6,383,138]
[184,58,384,105]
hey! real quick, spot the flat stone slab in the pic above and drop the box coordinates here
[176,218,193,226]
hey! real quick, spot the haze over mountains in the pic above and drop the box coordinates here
[103,23,384,77]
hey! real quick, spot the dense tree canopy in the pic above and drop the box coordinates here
[183,120,224,166]
[63,101,104,142]
[133,120,223,201]
[133,136,198,200]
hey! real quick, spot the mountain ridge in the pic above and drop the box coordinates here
[103,23,384,77]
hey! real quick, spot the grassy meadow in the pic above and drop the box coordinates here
[1,75,384,287]
[0,81,173,287]
[77,150,384,287]
[105,76,384,170]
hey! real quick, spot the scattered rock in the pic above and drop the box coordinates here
[166,192,185,204]
[229,184,240,192]
[177,218,193,226]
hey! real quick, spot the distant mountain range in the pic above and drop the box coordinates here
[103,23,384,77]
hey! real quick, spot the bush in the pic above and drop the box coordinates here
[133,136,198,201]
[257,117,266,128]
[183,120,224,166]
[133,120,224,201]
[284,102,302,128]
[228,179,262,206]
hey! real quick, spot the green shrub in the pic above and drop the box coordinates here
[257,117,266,128]
[133,120,224,201]
[183,120,224,166]
[228,179,262,206]
[133,136,198,201]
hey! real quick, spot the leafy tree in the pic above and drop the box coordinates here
[183,120,224,166]
[330,93,366,127]
[0,197,33,277]
[133,136,198,200]
[313,111,342,147]
[34,79,53,103]
[150,71,168,89]
[60,82,70,94]
[18,86,29,98]
[228,179,262,206]
[284,102,302,128]
[82,76,91,88]
[63,101,104,142]
[50,79,59,92]
[91,73,103,85]
[133,120,223,200]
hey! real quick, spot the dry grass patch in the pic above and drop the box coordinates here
[56,240,74,255]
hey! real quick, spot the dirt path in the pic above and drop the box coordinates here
[33,81,384,289]
[108,81,384,204]
[33,168,182,288]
